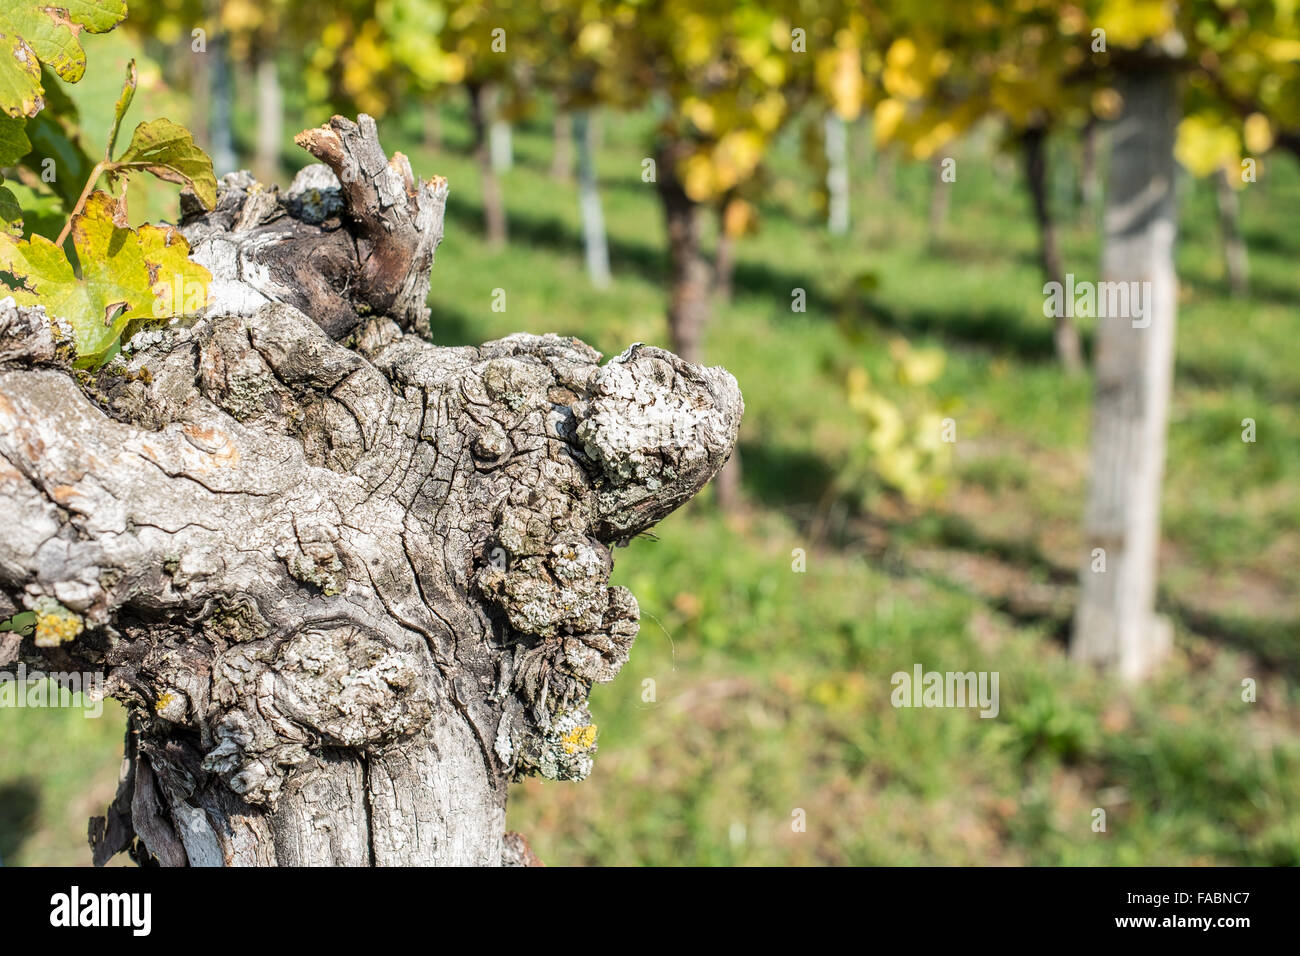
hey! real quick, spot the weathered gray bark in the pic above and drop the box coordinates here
[1073,69,1178,682]
[0,115,742,866]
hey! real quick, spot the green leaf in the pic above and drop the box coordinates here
[105,58,135,159]
[0,190,211,365]
[0,184,20,235]
[114,118,218,209]
[0,610,35,637]
[0,114,30,165]
[0,0,128,117]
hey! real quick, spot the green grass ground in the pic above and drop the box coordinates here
[2,36,1297,865]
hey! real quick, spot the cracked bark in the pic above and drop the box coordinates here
[0,115,742,866]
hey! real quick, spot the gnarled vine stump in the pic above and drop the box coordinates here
[0,116,742,866]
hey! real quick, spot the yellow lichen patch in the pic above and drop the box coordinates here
[33,603,83,648]
[155,691,177,714]
[560,724,598,754]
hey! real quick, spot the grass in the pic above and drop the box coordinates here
[2,37,1298,865]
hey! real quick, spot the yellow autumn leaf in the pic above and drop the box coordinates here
[722,198,757,238]
[1265,38,1300,61]
[1091,88,1123,120]
[824,43,865,120]
[883,38,927,100]
[1175,113,1240,178]
[874,98,907,145]
[684,98,715,134]
[1244,112,1274,154]
[577,21,612,56]
[681,151,716,202]
[1095,0,1174,48]
[896,346,946,387]
[752,91,786,133]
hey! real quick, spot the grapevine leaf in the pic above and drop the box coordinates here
[0,113,30,164]
[0,190,210,365]
[0,610,35,636]
[0,0,128,117]
[114,118,217,209]
[0,184,20,235]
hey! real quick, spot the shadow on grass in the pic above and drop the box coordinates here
[918,513,1070,579]
[1181,270,1300,312]
[1242,224,1300,257]
[874,300,1069,364]
[1177,353,1300,404]
[738,440,839,512]
[892,511,1300,675]
[1164,601,1300,681]
[0,778,39,864]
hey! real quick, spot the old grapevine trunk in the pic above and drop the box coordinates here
[654,140,710,367]
[0,116,742,865]
[1072,69,1178,682]
[652,141,742,511]
[1022,124,1084,372]
[467,83,508,248]
[1215,168,1248,297]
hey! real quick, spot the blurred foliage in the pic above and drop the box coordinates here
[840,337,952,505]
